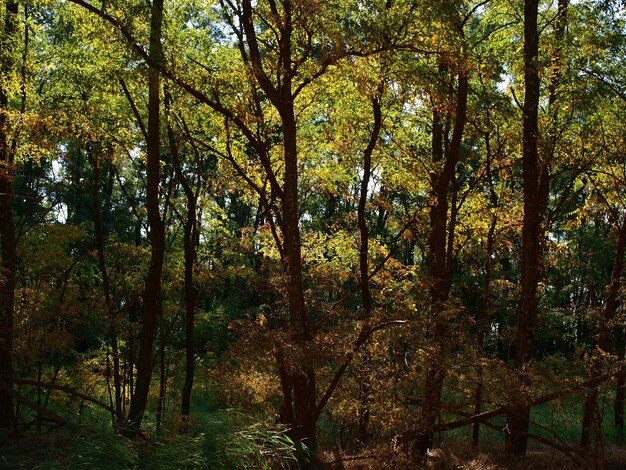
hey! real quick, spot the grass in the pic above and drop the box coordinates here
[0,410,303,470]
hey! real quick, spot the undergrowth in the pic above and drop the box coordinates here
[0,411,303,470]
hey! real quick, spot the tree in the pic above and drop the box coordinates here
[507,0,544,455]
[0,0,19,429]
[124,0,165,434]
[579,97,626,448]
[164,88,200,422]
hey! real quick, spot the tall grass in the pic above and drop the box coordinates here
[202,410,305,469]
[1,410,302,469]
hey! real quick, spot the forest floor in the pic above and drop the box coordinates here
[3,427,626,469]
[322,441,626,469]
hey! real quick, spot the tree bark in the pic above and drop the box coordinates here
[125,0,164,434]
[508,0,541,455]
[0,0,19,429]
[615,334,625,441]
[279,98,317,448]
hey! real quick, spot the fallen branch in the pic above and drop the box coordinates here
[1,376,115,415]
[0,380,67,426]
[401,372,611,443]
[451,409,583,465]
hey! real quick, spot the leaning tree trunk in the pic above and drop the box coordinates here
[508,0,542,455]
[0,0,19,429]
[125,0,165,434]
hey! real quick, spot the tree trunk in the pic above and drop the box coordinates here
[473,216,496,446]
[0,0,18,429]
[125,0,164,434]
[238,0,318,450]
[156,302,166,431]
[415,66,468,456]
[615,336,625,442]
[355,92,382,445]
[508,0,541,454]
[91,147,122,421]
[165,90,198,421]
[279,100,317,448]
[581,218,626,448]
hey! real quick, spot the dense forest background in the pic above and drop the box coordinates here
[1,0,626,468]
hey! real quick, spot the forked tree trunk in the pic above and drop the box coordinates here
[0,0,19,429]
[415,66,468,456]
[239,0,318,451]
[125,0,165,434]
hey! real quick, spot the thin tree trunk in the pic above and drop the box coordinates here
[581,218,626,448]
[91,147,122,421]
[165,90,198,421]
[125,0,164,434]
[36,344,42,432]
[473,217,496,446]
[415,66,468,456]
[473,131,499,446]
[615,337,625,441]
[156,302,166,431]
[356,91,383,445]
[0,0,19,429]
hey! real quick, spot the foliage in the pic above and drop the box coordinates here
[1,0,626,466]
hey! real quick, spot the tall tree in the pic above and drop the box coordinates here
[414,60,468,455]
[164,89,199,422]
[0,0,19,429]
[237,0,316,446]
[125,0,165,434]
[90,144,123,422]
[507,0,544,455]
